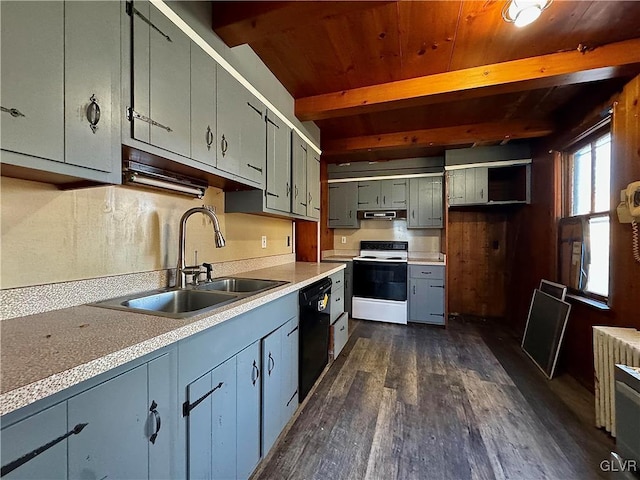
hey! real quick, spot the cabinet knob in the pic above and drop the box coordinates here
[220,134,228,157]
[251,360,260,386]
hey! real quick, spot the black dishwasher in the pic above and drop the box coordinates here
[299,278,332,401]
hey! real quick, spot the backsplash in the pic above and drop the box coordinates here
[332,219,442,253]
[1,177,293,289]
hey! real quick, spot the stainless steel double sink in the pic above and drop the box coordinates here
[91,278,288,319]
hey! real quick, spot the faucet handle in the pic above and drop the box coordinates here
[202,263,213,282]
[182,265,204,285]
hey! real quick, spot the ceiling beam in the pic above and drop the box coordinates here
[212,1,390,48]
[296,38,640,121]
[321,120,555,155]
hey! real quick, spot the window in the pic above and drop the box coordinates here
[560,128,611,300]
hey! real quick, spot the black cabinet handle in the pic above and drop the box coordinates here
[251,360,260,386]
[430,313,445,317]
[413,285,416,295]
[339,325,346,332]
[268,352,275,375]
[430,284,445,289]
[86,94,100,133]
[205,125,213,150]
[336,297,341,301]
[422,271,432,275]
[286,390,298,407]
[1,423,88,477]
[383,195,386,204]
[183,382,223,417]
[149,400,162,445]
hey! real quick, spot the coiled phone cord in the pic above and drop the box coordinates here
[633,219,640,263]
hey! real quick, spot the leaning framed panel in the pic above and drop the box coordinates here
[522,289,572,379]
[539,279,567,301]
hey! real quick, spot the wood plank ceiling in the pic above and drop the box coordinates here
[212,1,640,162]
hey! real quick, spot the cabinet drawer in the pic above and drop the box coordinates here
[330,286,345,322]
[409,265,444,280]
[330,312,349,360]
[329,270,344,289]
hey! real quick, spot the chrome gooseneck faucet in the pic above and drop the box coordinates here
[177,206,225,288]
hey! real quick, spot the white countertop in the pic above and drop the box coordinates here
[0,262,344,415]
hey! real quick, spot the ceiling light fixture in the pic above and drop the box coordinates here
[502,0,553,28]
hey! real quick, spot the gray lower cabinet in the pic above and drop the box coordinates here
[408,176,444,228]
[1,403,68,479]
[236,342,261,480]
[328,182,359,228]
[262,316,299,456]
[186,356,237,480]
[447,167,489,205]
[1,0,120,184]
[408,265,445,325]
[68,352,177,480]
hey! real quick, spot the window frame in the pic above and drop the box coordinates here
[560,120,612,303]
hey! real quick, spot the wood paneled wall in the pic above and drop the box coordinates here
[507,75,640,391]
[447,209,512,318]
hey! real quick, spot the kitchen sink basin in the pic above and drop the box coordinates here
[195,277,288,294]
[91,289,239,319]
[90,277,289,319]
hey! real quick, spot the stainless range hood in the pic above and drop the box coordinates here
[360,211,407,220]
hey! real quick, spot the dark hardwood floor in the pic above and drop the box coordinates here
[254,317,614,480]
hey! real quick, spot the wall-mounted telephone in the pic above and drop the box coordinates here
[617,181,640,263]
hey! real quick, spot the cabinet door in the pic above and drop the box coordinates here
[148,4,191,157]
[131,0,151,143]
[381,179,407,209]
[357,181,380,209]
[430,177,444,227]
[472,167,489,204]
[239,92,266,185]
[217,67,266,185]
[236,342,261,480]
[281,317,300,422]
[68,364,149,480]
[266,111,291,213]
[408,177,443,228]
[186,356,237,480]
[0,1,64,162]
[190,42,217,167]
[329,182,358,228]
[291,133,308,216]
[447,170,465,206]
[426,279,446,324]
[307,151,321,219]
[65,0,120,172]
[408,278,429,322]
[262,327,283,455]
[148,353,177,480]
[1,403,67,479]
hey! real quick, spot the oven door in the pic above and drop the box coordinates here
[353,260,407,301]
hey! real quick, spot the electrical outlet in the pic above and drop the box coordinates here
[341,236,347,244]
[261,236,267,248]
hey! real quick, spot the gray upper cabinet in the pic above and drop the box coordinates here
[357,180,380,209]
[190,43,217,167]
[357,179,406,210]
[148,6,191,157]
[64,1,121,173]
[381,179,407,209]
[291,133,308,216]
[1,1,64,163]
[132,1,191,157]
[307,151,321,219]
[448,167,489,205]
[1,1,120,184]
[328,182,359,228]
[266,110,291,213]
[408,177,443,228]
[1,403,68,479]
[216,67,265,186]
